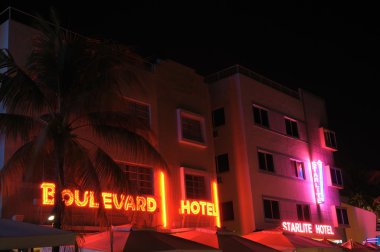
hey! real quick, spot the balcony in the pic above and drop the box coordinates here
[319,127,338,151]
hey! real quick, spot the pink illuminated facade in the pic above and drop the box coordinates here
[207,65,345,240]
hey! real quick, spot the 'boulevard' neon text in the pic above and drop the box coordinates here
[40,182,157,212]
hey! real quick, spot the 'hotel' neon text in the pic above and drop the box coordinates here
[41,182,157,212]
[180,200,218,216]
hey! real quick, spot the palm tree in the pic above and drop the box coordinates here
[0,11,166,231]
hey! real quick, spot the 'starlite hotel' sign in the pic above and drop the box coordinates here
[40,182,157,212]
[282,221,334,235]
[311,160,325,204]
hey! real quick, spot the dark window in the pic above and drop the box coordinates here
[296,204,311,221]
[258,151,274,172]
[330,167,343,187]
[291,160,305,180]
[263,199,280,219]
[285,118,299,138]
[217,176,222,184]
[324,130,337,149]
[336,208,349,225]
[212,108,225,127]
[124,165,153,195]
[221,201,234,221]
[126,100,150,128]
[185,174,206,199]
[181,116,204,143]
[253,106,269,127]
[216,153,229,173]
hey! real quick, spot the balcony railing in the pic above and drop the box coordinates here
[205,65,300,99]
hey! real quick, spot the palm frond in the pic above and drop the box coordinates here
[1,11,166,229]
[0,141,37,193]
[83,111,155,145]
[64,138,128,193]
[0,113,41,141]
[90,125,167,170]
[63,43,141,115]
[63,139,109,225]
[0,49,48,115]
[94,148,129,194]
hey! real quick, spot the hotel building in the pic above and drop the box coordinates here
[2,7,377,243]
[207,65,346,240]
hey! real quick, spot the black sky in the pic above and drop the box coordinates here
[2,1,380,179]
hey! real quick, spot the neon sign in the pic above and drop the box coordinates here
[40,183,157,212]
[282,221,334,235]
[180,200,218,216]
[160,172,167,227]
[311,160,325,204]
[212,182,221,228]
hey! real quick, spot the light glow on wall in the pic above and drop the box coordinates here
[212,182,221,228]
[311,160,325,204]
[40,182,157,212]
[282,221,334,235]
[159,172,167,228]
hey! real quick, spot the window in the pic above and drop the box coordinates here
[221,201,234,221]
[178,110,206,146]
[123,165,154,195]
[285,118,299,138]
[330,167,343,187]
[253,105,269,128]
[185,174,206,199]
[336,207,349,225]
[263,199,280,219]
[258,151,274,172]
[212,108,225,127]
[297,204,311,221]
[126,99,150,128]
[291,160,305,180]
[217,175,222,184]
[216,153,229,173]
[324,129,338,150]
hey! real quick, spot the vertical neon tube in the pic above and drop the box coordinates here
[160,171,167,228]
[317,160,325,203]
[311,160,325,204]
[212,182,221,228]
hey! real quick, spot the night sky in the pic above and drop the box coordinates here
[2,1,380,193]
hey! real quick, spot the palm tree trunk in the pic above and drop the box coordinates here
[53,135,65,252]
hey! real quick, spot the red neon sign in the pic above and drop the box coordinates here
[180,200,218,216]
[212,182,221,228]
[311,160,325,204]
[40,183,157,212]
[160,172,167,228]
[282,221,334,235]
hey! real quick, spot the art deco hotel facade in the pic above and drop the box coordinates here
[1,8,379,244]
